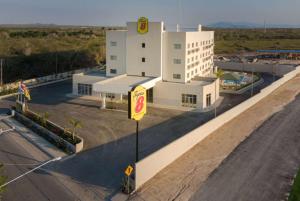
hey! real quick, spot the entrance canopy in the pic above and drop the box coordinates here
[93,75,161,94]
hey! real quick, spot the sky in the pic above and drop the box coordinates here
[0,0,299,27]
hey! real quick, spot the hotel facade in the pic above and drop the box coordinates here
[73,18,219,110]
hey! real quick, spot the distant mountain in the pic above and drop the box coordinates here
[207,21,300,29]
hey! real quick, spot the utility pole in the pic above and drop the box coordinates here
[0,58,3,85]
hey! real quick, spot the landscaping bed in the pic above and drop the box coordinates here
[13,109,83,153]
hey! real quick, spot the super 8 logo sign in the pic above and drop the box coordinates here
[137,17,148,34]
[128,85,147,121]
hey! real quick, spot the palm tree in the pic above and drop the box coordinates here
[215,69,224,79]
[68,118,82,141]
[41,112,50,127]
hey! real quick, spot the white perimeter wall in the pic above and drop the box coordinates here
[216,61,295,76]
[135,66,300,189]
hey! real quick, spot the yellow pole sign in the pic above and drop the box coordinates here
[125,165,134,177]
[137,17,148,34]
[128,85,147,121]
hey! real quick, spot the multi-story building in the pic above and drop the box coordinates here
[73,18,219,110]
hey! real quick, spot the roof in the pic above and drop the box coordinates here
[257,50,300,54]
[93,75,161,94]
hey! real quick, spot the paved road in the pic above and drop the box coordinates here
[0,121,76,201]
[190,94,300,201]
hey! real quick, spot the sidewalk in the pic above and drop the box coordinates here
[130,74,300,201]
[2,117,66,159]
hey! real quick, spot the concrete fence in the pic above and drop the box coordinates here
[215,61,295,76]
[135,66,300,190]
[0,66,100,93]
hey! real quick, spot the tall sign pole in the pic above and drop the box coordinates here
[0,59,3,85]
[128,85,147,162]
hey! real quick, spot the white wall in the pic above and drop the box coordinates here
[106,31,127,77]
[185,31,214,81]
[126,22,163,77]
[216,61,295,76]
[163,32,186,83]
[72,74,106,95]
[135,66,300,190]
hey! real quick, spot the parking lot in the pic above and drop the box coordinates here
[0,73,276,199]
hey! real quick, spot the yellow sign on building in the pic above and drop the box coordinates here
[128,85,147,121]
[137,17,148,34]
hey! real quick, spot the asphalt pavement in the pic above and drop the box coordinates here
[0,120,76,201]
[190,94,300,201]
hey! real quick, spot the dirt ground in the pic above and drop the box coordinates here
[130,74,300,201]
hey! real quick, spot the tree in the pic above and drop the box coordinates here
[41,112,50,127]
[215,68,224,79]
[0,163,7,200]
[68,118,82,141]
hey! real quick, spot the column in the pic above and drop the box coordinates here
[101,93,106,109]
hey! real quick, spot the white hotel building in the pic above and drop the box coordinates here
[73,20,219,110]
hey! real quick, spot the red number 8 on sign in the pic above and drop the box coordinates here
[135,96,145,113]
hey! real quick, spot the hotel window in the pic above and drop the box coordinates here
[187,73,190,78]
[196,42,198,47]
[142,43,146,48]
[110,41,117,46]
[106,93,115,99]
[110,69,117,74]
[192,43,194,48]
[110,55,117,60]
[78,84,92,96]
[187,43,190,49]
[182,94,197,105]
[173,59,181,64]
[206,94,211,106]
[174,43,182,49]
[142,57,146,62]
[173,74,181,79]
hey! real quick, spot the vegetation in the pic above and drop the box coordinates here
[24,110,81,145]
[0,27,108,83]
[289,169,300,201]
[68,118,82,141]
[0,163,7,200]
[1,26,300,84]
[203,28,300,54]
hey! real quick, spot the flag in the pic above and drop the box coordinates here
[19,82,31,100]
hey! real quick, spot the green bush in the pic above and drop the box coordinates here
[289,169,300,201]
[0,164,7,200]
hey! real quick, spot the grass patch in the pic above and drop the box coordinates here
[289,169,300,201]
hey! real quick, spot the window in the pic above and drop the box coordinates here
[110,69,117,74]
[182,94,197,105]
[110,55,117,60]
[187,43,190,49]
[187,73,190,78]
[173,59,181,64]
[142,43,146,48]
[174,44,182,49]
[142,57,146,62]
[192,43,194,48]
[142,72,145,76]
[173,74,181,79]
[110,41,117,46]
[106,93,115,99]
[78,84,92,96]
[206,94,211,107]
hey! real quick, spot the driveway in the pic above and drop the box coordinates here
[190,93,300,201]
